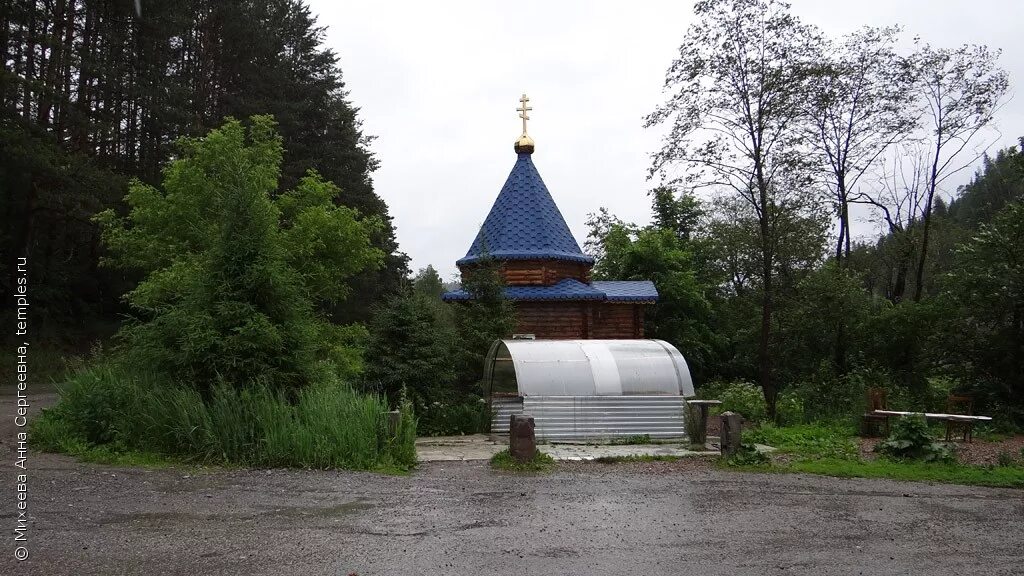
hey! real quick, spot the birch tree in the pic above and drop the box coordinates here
[646,0,822,416]
[805,26,916,264]
[909,42,1008,301]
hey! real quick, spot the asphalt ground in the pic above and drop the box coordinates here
[3,451,1022,576]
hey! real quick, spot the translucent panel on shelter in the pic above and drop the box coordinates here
[484,339,695,399]
[487,341,519,396]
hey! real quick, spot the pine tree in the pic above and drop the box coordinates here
[453,258,515,392]
[99,117,380,390]
[363,291,457,408]
[1,0,405,334]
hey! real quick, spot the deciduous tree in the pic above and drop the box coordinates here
[805,25,915,264]
[95,117,381,390]
[908,42,1008,301]
[646,0,823,415]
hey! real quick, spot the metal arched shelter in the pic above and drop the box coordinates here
[484,339,695,441]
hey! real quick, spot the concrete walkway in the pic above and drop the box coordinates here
[415,435,506,461]
[415,434,723,462]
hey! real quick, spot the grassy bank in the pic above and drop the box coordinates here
[788,458,1024,488]
[31,365,417,472]
[733,423,1024,489]
[744,423,858,459]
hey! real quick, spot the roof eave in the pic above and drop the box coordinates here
[457,252,596,266]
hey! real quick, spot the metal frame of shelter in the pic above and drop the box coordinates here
[484,339,696,441]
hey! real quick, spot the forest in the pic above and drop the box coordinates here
[607,0,1019,428]
[1,0,407,334]
[2,0,1021,470]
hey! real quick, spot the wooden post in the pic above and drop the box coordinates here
[719,411,743,457]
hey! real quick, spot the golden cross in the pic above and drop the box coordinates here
[517,93,532,135]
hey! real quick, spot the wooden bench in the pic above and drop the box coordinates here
[870,410,992,442]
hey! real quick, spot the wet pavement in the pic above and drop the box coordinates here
[4,452,1022,575]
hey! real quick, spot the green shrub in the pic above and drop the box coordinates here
[387,394,419,467]
[46,365,134,446]
[973,424,1011,442]
[29,409,79,453]
[744,423,857,459]
[417,396,491,436]
[775,390,804,426]
[789,365,886,422]
[875,416,953,463]
[786,365,963,425]
[960,395,1024,434]
[726,443,769,466]
[697,380,803,425]
[917,377,958,413]
[996,451,1015,467]
[31,364,417,471]
[700,380,767,422]
[95,117,381,393]
[362,291,458,409]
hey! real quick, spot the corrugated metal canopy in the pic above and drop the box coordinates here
[486,339,695,398]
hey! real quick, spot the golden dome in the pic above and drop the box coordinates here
[514,133,535,154]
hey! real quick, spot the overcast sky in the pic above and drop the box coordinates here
[311,0,1022,280]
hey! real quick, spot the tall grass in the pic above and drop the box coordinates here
[31,365,417,471]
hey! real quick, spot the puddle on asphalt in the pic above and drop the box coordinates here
[261,497,374,519]
[104,498,375,526]
[104,510,215,526]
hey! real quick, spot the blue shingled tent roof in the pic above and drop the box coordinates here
[442,279,658,303]
[457,153,594,266]
[591,280,659,302]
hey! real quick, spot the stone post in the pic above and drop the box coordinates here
[509,414,537,462]
[719,411,743,457]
